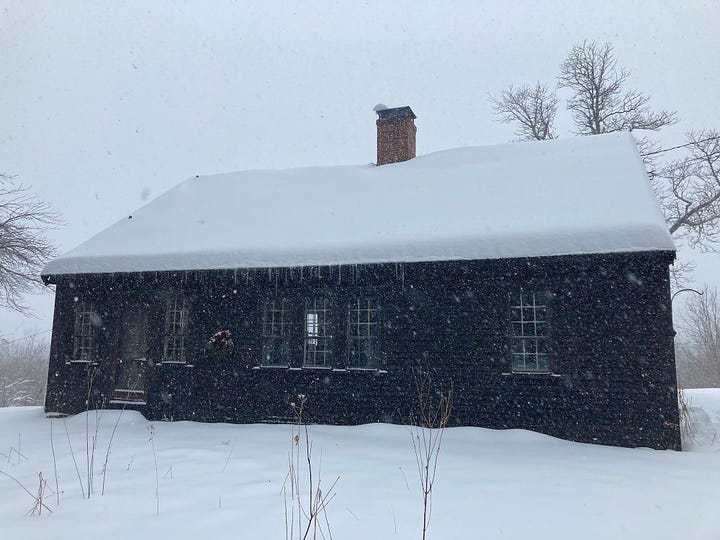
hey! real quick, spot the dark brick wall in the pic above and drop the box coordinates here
[44,251,681,449]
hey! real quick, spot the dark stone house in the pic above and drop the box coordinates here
[42,106,681,450]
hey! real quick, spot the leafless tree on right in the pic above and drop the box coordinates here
[489,40,720,269]
[677,286,720,388]
[654,131,720,250]
[489,83,558,141]
[557,41,675,137]
[490,41,675,144]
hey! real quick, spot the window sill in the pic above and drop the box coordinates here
[301,365,333,371]
[253,365,291,370]
[157,361,193,368]
[109,399,147,406]
[502,371,562,378]
[252,366,386,374]
[346,367,386,373]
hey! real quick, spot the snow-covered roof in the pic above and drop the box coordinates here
[42,132,675,278]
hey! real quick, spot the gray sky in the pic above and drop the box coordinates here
[1,0,719,340]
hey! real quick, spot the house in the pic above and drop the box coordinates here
[42,106,681,450]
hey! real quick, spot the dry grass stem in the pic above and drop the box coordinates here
[410,367,453,540]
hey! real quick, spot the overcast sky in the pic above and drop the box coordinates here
[1,1,719,341]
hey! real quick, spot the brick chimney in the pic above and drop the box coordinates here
[375,105,417,165]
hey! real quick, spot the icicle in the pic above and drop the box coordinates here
[338,265,342,285]
[233,268,237,285]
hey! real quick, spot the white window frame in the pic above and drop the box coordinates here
[72,301,97,362]
[303,298,332,368]
[347,298,380,369]
[510,292,550,373]
[163,297,189,363]
[261,298,292,367]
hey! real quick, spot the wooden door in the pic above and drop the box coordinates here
[112,306,149,403]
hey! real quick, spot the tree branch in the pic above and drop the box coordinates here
[0,174,62,312]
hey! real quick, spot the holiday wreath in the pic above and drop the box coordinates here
[207,329,234,358]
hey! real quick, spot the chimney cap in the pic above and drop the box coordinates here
[375,106,417,121]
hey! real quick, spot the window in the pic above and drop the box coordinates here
[303,298,332,367]
[72,301,98,362]
[163,297,189,363]
[510,292,550,373]
[348,298,380,369]
[261,298,291,366]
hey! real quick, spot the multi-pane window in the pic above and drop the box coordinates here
[163,297,189,363]
[303,298,332,368]
[348,298,380,369]
[72,301,97,362]
[510,292,550,373]
[261,299,292,366]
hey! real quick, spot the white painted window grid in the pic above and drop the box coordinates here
[262,298,290,337]
[72,301,96,361]
[163,297,188,363]
[349,298,379,339]
[510,292,550,373]
[261,299,291,367]
[303,298,332,367]
[348,298,380,368]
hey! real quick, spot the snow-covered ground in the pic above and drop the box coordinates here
[1,390,719,540]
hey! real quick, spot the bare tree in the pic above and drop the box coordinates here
[488,41,720,253]
[0,335,50,407]
[490,41,675,142]
[677,286,720,388]
[654,131,720,249]
[489,83,559,141]
[558,41,676,135]
[0,174,60,312]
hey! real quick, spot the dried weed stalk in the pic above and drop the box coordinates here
[283,394,338,540]
[148,425,160,516]
[678,386,696,441]
[0,469,53,516]
[410,368,453,540]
